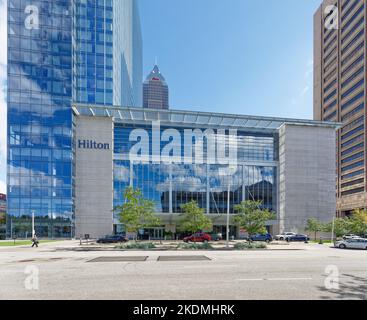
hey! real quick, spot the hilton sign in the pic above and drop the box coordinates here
[78,140,110,150]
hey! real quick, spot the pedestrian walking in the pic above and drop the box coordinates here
[31,234,39,248]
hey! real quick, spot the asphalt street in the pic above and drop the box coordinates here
[0,241,366,300]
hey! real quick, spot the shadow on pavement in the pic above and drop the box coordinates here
[318,274,367,300]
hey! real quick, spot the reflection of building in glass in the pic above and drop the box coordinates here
[72,105,338,239]
[158,170,274,214]
[143,65,169,109]
[0,194,6,214]
[0,194,6,239]
[7,0,142,238]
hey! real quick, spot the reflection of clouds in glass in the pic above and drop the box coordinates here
[156,176,206,193]
[8,164,63,187]
[0,0,7,192]
[114,164,129,182]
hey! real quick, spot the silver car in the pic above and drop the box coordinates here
[335,238,367,250]
[275,232,296,241]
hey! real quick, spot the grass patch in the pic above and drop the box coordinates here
[0,240,57,247]
[177,242,214,250]
[233,242,267,250]
[116,242,156,250]
[310,240,333,244]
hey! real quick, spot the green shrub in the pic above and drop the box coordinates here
[177,242,214,250]
[117,242,156,250]
[233,242,267,250]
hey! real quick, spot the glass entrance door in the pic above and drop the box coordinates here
[147,228,165,240]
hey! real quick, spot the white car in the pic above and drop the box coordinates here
[335,238,367,250]
[275,232,296,241]
[342,234,360,240]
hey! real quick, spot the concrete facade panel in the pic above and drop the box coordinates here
[75,116,114,239]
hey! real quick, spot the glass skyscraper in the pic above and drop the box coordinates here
[7,0,143,238]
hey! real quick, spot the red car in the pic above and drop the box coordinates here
[183,233,212,243]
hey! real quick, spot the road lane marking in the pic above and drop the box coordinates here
[237,279,263,281]
[267,277,313,281]
[238,277,312,281]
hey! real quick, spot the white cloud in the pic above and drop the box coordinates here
[0,0,6,65]
[0,180,5,194]
[300,85,310,97]
[0,0,7,195]
[290,58,313,109]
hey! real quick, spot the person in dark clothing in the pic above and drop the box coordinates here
[31,234,39,248]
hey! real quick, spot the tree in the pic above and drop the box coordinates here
[353,209,367,224]
[323,211,367,239]
[324,218,352,238]
[349,209,367,235]
[233,200,275,239]
[0,213,5,225]
[305,218,324,241]
[178,201,212,234]
[115,187,161,240]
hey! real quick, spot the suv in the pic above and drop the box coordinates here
[183,233,212,243]
[249,233,273,243]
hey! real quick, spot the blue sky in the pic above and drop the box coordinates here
[139,0,320,118]
[0,0,321,193]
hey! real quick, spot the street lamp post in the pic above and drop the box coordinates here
[226,179,230,248]
[219,165,237,249]
[31,210,35,238]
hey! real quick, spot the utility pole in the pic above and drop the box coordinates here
[331,216,335,243]
[226,180,230,248]
[219,165,237,249]
[31,210,35,238]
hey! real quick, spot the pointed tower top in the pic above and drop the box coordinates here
[145,64,166,83]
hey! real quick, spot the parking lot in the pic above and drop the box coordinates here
[0,240,366,300]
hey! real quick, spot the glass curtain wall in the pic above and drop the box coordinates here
[7,0,73,238]
[113,124,278,221]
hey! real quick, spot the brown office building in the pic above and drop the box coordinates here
[314,0,366,216]
[143,65,169,110]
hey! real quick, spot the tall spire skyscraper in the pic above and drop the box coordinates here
[143,65,169,109]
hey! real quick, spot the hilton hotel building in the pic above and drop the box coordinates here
[314,0,367,216]
[6,0,339,239]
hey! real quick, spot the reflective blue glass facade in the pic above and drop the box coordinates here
[7,0,143,238]
[113,124,278,229]
[7,0,73,238]
[73,0,114,105]
[73,0,142,107]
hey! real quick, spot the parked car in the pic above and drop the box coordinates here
[96,235,128,244]
[342,234,360,240]
[286,234,310,243]
[210,233,223,241]
[335,238,367,250]
[275,232,296,241]
[249,233,273,243]
[183,233,212,243]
